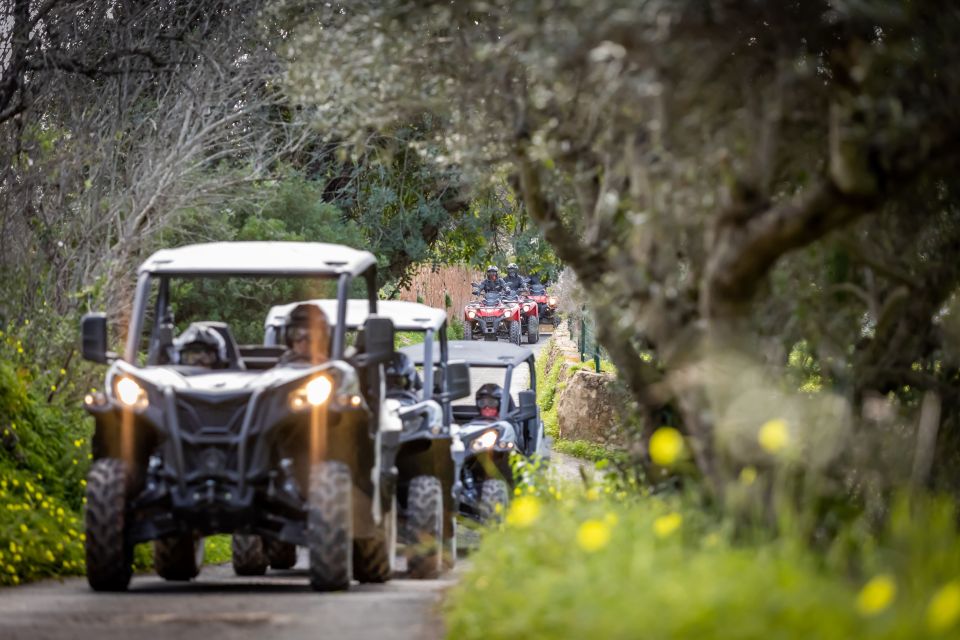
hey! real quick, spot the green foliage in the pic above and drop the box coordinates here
[552,439,622,463]
[447,487,960,640]
[0,338,91,586]
[203,534,232,565]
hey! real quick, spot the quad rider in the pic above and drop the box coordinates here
[279,302,331,365]
[502,263,526,293]
[385,352,422,403]
[175,324,228,368]
[478,265,506,294]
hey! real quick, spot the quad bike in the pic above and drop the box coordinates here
[463,288,523,345]
[527,283,558,326]
[80,241,399,592]
[504,286,540,345]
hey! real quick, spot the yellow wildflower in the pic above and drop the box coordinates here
[740,466,758,485]
[577,519,612,552]
[927,581,960,633]
[758,418,790,453]
[45,550,55,563]
[506,495,541,528]
[857,575,897,616]
[19,524,27,534]
[649,427,684,466]
[603,512,619,526]
[653,512,683,538]
[586,487,600,501]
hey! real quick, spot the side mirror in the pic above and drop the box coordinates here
[445,361,471,400]
[81,313,114,364]
[518,389,536,409]
[363,316,395,364]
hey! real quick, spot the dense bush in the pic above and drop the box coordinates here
[447,482,960,640]
[0,328,91,586]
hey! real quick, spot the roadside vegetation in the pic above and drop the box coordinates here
[449,469,960,640]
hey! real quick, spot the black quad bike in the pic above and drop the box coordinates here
[265,299,471,577]
[80,241,399,592]
[403,340,547,523]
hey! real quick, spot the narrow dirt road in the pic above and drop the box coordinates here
[0,556,457,640]
[0,330,591,640]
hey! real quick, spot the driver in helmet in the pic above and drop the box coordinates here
[475,383,503,420]
[502,262,525,293]
[175,324,228,369]
[279,303,331,365]
[478,265,506,294]
[385,352,422,403]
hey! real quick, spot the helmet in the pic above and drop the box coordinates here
[486,265,499,280]
[507,263,519,277]
[476,383,503,418]
[285,303,331,360]
[175,324,227,368]
[386,352,420,392]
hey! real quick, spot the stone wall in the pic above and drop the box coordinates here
[546,324,624,446]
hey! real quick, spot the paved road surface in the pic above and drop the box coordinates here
[0,329,591,640]
[0,556,457,640]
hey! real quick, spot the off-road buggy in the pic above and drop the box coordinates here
[463,288,523,345]
[265,299,471,577]
[402,340,547,522]
[80,241,399,592]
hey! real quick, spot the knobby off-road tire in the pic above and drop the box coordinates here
[464,322,473,341]
[354,495,396,583]
[155,533,204,581]
[479,478,510,523]
[231,534,268,576]
[265,538,298,570]
[85,458,132,591]
[527,316,540,344]
[509,320,521,346]
[307,461,352,591]
[404,476,443,579]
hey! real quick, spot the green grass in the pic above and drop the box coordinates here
[552,439,623,463]
[204,534,232,564]
[446,486,960,640]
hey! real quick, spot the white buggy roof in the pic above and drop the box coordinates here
[139,242,377,277]
[264,299,447,332]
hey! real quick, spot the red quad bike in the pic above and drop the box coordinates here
[527,283,558,326]
[464,288,523,345]
[504,287,539,345]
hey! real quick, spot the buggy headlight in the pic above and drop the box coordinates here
[290,375,333,410]
[472,428,499,451]
[114,376,147,409]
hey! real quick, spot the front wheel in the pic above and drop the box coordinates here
[85,458,132,591]
[527,316,540,344]
[509,320,521,346]
[403,476,443,579]
[464,321,473,341]
[231,534,268,576]
[354,495,396,583]
[307,462,353,591]
[479,479,510,523]
[155,533,204,581]
[266,539,298,570]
